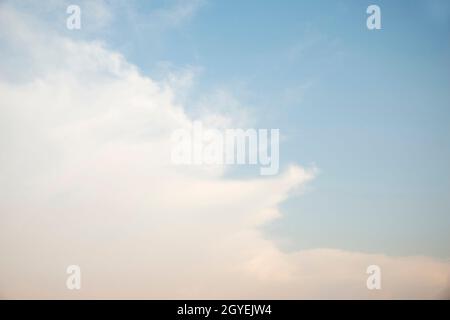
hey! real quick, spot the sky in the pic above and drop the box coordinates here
[75,0,450,258]
[0,0,449,299]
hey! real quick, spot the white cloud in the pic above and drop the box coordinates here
[0,2,449,299]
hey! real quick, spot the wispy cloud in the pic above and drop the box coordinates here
[150,0,206,28]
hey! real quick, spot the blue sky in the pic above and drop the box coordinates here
[89,0,450,257]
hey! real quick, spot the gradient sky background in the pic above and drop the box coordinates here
[1,0,449,299]
[59,0,450,258]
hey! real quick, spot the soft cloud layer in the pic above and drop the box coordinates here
[0,2,449,299]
